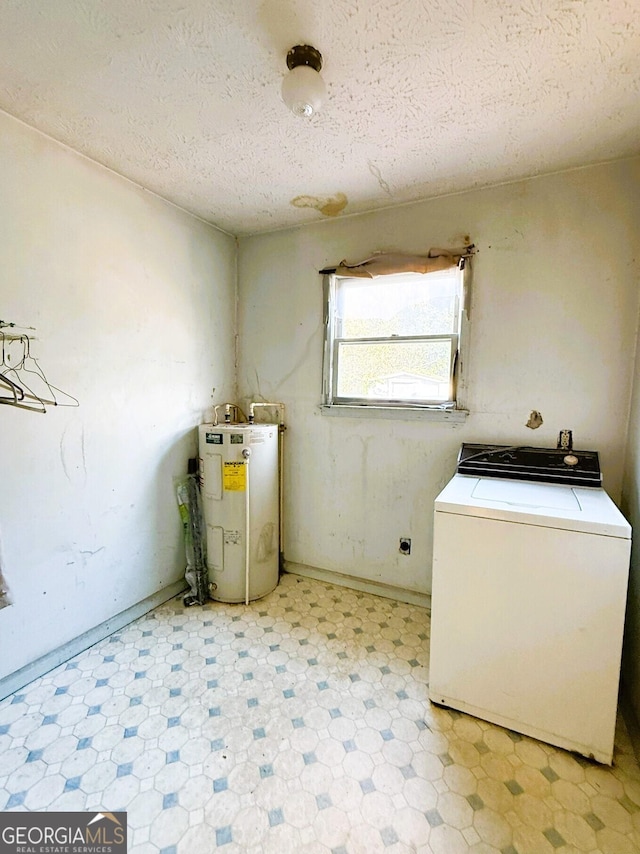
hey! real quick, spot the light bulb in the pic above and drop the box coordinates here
[281,65,326,118]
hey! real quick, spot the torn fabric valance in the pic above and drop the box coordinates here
[331,245,475,278]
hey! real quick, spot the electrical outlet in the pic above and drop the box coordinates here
[399,537,411,555]
[558,429,573,451]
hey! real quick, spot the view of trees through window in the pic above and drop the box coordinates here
[333,270,461,402]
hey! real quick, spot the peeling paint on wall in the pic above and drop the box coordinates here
[291,193,348,217]
[526,410,544,429]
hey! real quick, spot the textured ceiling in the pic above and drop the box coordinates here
[0,0,639,235]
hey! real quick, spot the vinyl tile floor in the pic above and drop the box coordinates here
[1,573,640,854]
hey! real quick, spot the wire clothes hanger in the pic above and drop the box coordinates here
[0,333,44,412]
[0,332,79,413]
[0,371,25,403]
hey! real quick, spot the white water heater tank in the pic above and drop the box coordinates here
[198,423,279,603]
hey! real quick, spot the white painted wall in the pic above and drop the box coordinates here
[238,158,640,596]
[621,261,640,726]
[0,112,236,681]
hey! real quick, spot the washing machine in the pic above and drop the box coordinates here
[429,443,631,764]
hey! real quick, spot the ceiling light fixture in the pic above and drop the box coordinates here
[281,44,326,118]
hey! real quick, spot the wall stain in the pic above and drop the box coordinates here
[60,429,71,482]
[79,547,105,557]
[80,425,87,481]
[273,318,323,393]
[60,422,88,485]
[291,193,348,217]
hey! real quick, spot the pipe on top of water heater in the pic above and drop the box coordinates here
[212,402,247,425]
[248,402,285,425]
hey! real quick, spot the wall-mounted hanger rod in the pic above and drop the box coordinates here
[0,320,36,331]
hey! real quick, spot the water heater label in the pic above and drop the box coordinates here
[223,461,246,491]
[206,433,223,444]
[224,530,241,545]
[230,434,244,444]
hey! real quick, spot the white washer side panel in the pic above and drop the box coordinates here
[429,511,630,763]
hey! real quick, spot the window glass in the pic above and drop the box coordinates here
[337,270,459,339]
[336,340,454,401]
[324,266,464,408]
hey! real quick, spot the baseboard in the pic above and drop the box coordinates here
[284,561,431,610]
[0,580,188,702]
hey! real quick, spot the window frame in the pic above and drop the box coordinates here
[322,265,469,414]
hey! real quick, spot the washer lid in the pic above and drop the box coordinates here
[471,478,581,510]
[435,474,631,538]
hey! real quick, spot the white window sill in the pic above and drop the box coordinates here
[319,404,469,423]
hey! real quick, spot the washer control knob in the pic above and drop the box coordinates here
[563,454,579,466]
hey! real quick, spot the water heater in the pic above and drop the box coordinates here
[198,423,279,603]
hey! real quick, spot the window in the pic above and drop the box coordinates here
[322,266,466,410]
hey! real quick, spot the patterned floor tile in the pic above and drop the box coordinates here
[1,572,639,853]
